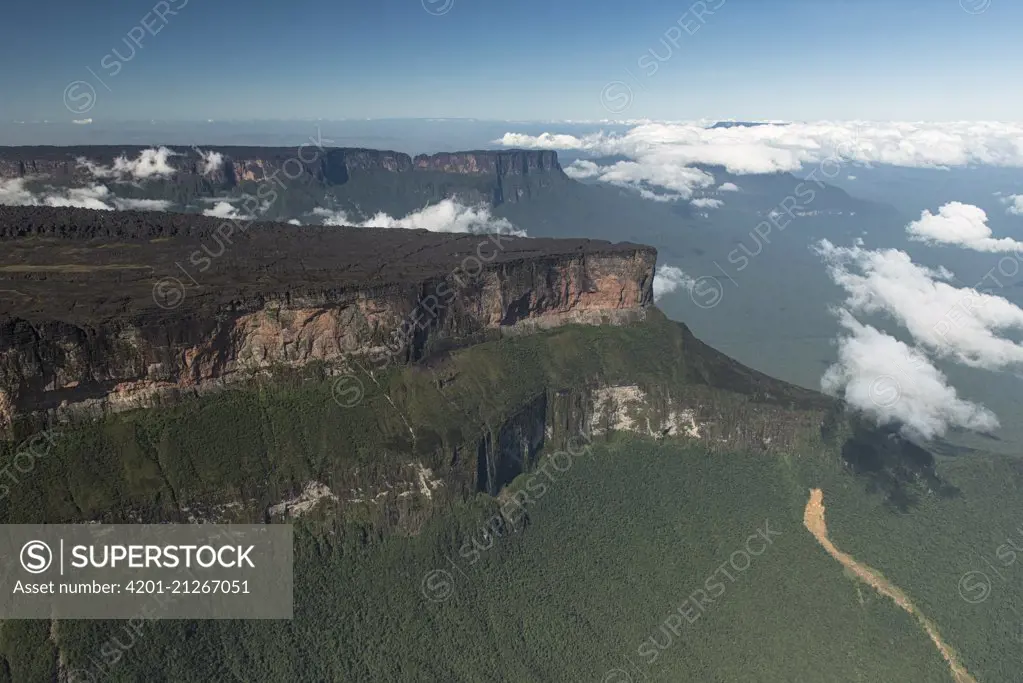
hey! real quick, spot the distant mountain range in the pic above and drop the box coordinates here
[708,121,789,128]
[0,146,901,278]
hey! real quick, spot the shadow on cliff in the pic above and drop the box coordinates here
[821,409,961,513]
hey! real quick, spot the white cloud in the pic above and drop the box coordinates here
[195,149,225,176]
[310,207,351,226]
[816,240,1023,370]
[203,201,252,220]
[563,158,715,201]
[0,178,37,205]
[821,310,998,439]
[309,199,526,236]
[636,189,678,202]
[563,160,600,179]
[111,198,173,211]
[907,202,1023,253]
[360,199,525,235]
[718,182,740,192]
[0,179,172,212]
[497,121,1023,176]
[653,264,696,302]
[847,175,857,180]
[691,198,723,210]
[79,146,178,180]
[500,132,593,150]
[1002,194,1023,216]
[40,184,113,211]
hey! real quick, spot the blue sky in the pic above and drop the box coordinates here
[2,0,1020,122]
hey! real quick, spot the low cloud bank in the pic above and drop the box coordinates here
[0,178,171,212]
[1002,194,1023,216]
[565,158,714,201]
[499,121,1023,204]
[111,197,174,211]
[195,149,225,176]
[652,264,696,301]
[498,121,1023,174]
[821,310,998,439]
[308,199,526,236]
[78,146,179,180]
[691,198,723,210]
[906,202,1023,253]
[813,235,1023,437]
[816,240,1023,370]
[202,200,254,220]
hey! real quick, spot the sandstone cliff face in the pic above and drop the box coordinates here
[0,206,654,431]
[0,208,845,536]
[412,150,560,176]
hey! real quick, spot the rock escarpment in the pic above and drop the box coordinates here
[0,206,849,535]
[0,146,565,207]
[0,205,654,431]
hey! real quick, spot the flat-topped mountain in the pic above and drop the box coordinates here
[0,204,967,683]
[0,205,652,319]
[0,145,563,177]
[0,205,654,431]
[0,146,575,225]
[0,146,566,206]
